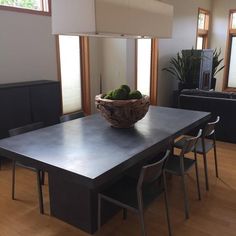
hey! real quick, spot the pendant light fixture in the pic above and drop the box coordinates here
[52,0,173,38]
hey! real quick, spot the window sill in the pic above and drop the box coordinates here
[0,5,51,16]
[223,87,236,92]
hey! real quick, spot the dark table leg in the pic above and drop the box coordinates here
[48,173,118,234]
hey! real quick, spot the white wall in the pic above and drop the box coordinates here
[126,39,136,91]
[89,37,102,114]
[89,37,136,113]
[100,38,135,93]
[158,0,212,106]
[211,0,236,91]
[0,10,57,84]
[100,38,127,92]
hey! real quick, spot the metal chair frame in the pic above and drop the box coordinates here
[200,116,220,190]
[98,150,172,236]
[165,129,202,219]
[175,116,220,191]
[9,122,45,214]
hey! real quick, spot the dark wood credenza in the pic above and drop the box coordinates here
[0,80,62,139]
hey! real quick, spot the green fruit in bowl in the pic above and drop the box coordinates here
[129,90,143,99]
[108,90,114,96]
[101,85,143,100]
[104,95,111,99]
[112,88,128,100]
[103,90,113,99]
[120,84,131,94]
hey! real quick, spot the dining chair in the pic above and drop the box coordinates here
[165,129,202,219]
[60,111,85,123]
[98,150,172,236]
[174,117,220,191]
[9,122,45,214]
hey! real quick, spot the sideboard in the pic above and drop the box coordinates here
[0,80,62,139]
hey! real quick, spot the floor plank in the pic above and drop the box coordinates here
[0,140,236,236]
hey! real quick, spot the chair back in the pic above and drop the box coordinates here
[203,116,220,138]
[9,122,44,137]
[181,129,202,155]
[60,111,85,123]
[137,150,170,189]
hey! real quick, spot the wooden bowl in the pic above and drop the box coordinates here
[95,94,150,128]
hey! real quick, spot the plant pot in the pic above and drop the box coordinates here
[211,78,216,90]
[178,82,197,91]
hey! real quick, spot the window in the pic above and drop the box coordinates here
[224,10,236,90]
[232,12,236,29]
[137,39,151,96]
[0,0,50,15]
[228,37,236,87]
[58,35,82,114]
[57,35,91,115]
[196,8,210,49]
[136,38,158,105]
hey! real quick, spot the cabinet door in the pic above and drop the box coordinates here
[30,82,62,126]
[0,87,31,138]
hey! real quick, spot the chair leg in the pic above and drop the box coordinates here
[181,174,189,219]
[138,211,146,236]
[194,151,201,200]
[12,160,16,200]
[137,190,146,236]
[171,144,174,156]
[202,153,209,191]
[36,170,44,214]
[213,140,219,178]
[97,194,102,231]
[163,172,172,236]
[123,208,127,220]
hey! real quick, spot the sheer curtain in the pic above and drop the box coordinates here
[59,35,82,114]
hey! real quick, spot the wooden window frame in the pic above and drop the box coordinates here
[196,8,210,49]
[135,38,159,106]
[223,9,236,91]
[80,37,91,116]
[56,35,91,116]
[0,0,51,16]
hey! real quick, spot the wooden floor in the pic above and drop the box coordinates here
[0,141,236,236]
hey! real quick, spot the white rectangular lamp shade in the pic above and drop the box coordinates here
[52,0,173,38]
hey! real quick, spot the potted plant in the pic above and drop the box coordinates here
[163,48,225,91]
[162,49,201,91]
[211,48,225,89]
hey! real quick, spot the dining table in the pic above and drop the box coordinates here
[0,106,211,234]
